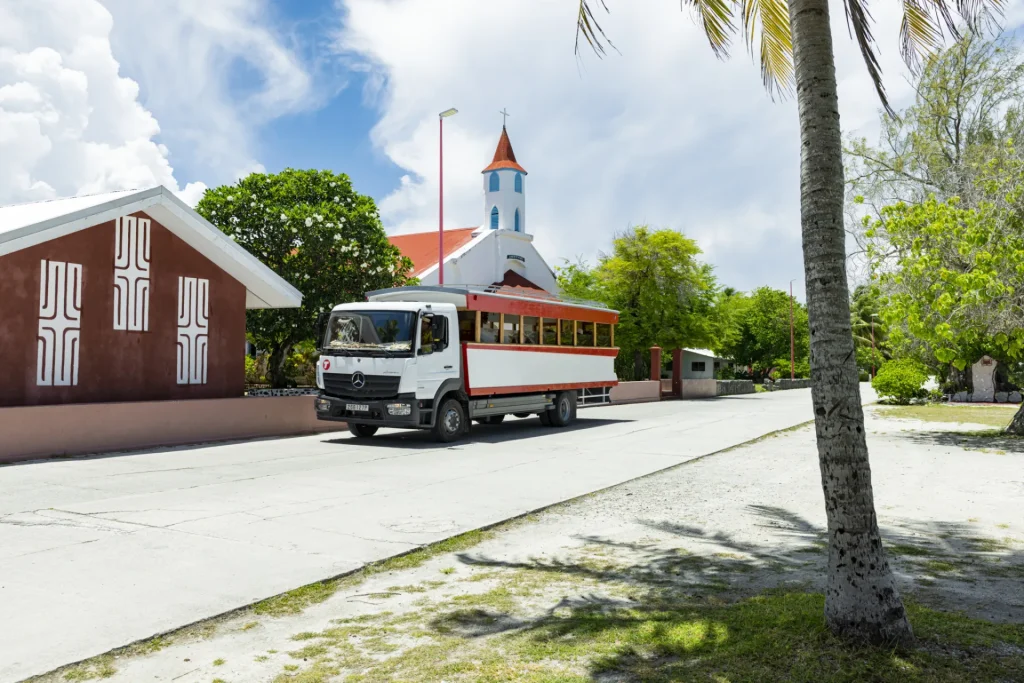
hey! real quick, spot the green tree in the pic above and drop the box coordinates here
[869,185,1024,433]
[850,285,888,376]
[846,33,1024,262]
[195,169,413,387]
[720,286,808,380]
[556,226,719,380]
[575,0,999,643]
[710,287,751,359]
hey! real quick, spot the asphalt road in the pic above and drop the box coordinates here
[0,388,871,681]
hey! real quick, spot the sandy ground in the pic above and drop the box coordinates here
[37,406,1024,682]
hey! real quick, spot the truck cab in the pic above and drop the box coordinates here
[314,302,462,437]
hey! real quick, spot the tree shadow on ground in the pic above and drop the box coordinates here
[894,429,1024,454]
[428,505,1024,681]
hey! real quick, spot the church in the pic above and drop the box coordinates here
[388,126,557,293]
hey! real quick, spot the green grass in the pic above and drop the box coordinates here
[878,404,1019,428]
[303,590,1024,683]
[212,658,225,666]
[252,528,495,616]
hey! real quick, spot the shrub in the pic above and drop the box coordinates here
[872,359,929,404]
[245,355,266,385]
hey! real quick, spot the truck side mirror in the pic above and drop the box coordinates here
[431,315,448,351]
[419,313,435,355]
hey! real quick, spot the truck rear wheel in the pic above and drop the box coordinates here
[433,398,466,443]
[546,392,576,427]
[349,424,379,438]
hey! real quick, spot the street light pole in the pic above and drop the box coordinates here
[438,108,458,286]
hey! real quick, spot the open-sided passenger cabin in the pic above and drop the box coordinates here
[367,284,619,404]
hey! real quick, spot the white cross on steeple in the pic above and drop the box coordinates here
[499,108,510,127]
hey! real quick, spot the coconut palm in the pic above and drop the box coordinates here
[575,0,1001,644]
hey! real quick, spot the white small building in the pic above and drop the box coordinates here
[682,348,726,379]
[388,126,556,293]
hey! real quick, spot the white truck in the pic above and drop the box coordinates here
[315,285,619,442]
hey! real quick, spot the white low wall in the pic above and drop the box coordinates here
[681,379,717,399]
[610,380,661,404]
[0,396,347,464]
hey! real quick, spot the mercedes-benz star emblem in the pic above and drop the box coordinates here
[351,372,366,389]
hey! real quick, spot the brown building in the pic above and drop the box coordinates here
[0,186,302,408]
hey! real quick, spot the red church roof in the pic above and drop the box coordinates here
[481,127,527,174]
[388,227,478,277]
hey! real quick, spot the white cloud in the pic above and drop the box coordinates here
[100,0,316,183]
[336,0,1011,299]
[0,0,313,209]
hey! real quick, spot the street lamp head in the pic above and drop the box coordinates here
[439,108,458,118]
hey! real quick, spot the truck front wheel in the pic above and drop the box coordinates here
[433,398,467,443]
[349,424,379,438]
[546,392,576,427]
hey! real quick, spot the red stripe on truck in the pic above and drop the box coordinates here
[467,380,617,397]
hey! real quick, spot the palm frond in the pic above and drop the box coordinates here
[846,0,1004,116]
[575,0,616,56]
[844,0,892,115]
[741,0,794,98]
[683,0,736,58]
[900,0,946,69]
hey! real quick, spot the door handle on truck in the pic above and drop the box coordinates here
[444,365,453,369]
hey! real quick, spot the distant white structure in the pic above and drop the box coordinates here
[388,125,556,293]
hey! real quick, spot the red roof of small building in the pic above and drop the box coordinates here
[388,227,478,277]
[481,127,527,174]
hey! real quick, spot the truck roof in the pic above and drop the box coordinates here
[330,301,456,313]
[365,285,618,324]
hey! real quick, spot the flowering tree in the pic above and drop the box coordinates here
[195,169,413,387]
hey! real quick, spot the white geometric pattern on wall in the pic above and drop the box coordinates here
[37,259,83,387]
[113,215,151,331]
[176,276,209,385]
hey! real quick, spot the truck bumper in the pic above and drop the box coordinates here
[314,392,423,429]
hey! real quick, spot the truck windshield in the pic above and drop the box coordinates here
[323,311,415,353]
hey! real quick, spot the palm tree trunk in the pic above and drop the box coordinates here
[788,0,912,644]
[1006,403,1024,435]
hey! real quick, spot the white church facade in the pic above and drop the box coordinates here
[388,126,557,293]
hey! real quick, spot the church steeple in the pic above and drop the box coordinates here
[482,126,527,233]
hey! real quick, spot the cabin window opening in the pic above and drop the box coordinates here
[480,312,501,343]
[559,319,575,346]
[523,316,540,344]
[577,321,595,347]
[457,310,476,342]
[596,323,612,347]
[542,318,558,345]
[502,314,521,344]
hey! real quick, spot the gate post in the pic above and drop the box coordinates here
[649,347,662,382]
[672,348,683,397]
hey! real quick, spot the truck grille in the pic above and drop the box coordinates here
[322,373,401,400]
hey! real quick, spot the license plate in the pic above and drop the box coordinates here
[346,403,369,412]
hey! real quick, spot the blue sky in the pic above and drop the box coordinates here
[5,0,1024,300]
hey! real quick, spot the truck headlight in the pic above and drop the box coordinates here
[386,403,412,416]
[315,398,331,412]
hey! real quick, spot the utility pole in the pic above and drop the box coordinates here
[437,108,458,285]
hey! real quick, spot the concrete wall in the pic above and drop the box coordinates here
[681,378,717,399]
[0,211,246,407]
[717,379,755,396]
[609,380,661,404]
[771,378,813,390]
[0,396,345,463]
